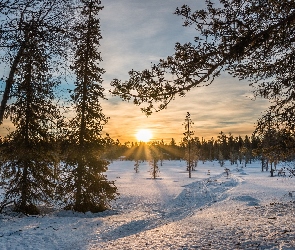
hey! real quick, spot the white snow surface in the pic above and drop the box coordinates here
[0,160,294,249]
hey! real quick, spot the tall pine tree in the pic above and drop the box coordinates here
[183,112,194,178]
[0,1,64,214]
[60,0,118,213]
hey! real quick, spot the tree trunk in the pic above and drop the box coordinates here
[20,56,33,210]
[270,162,274,177]
[0,31,30,124]
[20,161,29,209]
[75,161,83,208]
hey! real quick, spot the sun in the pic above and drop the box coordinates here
[135,129,153,142]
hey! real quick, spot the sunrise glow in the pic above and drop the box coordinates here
[135,129,152,142]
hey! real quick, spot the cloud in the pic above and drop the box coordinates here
[100,0,198,83]
[102,68,270,143]
[0,1,272,145]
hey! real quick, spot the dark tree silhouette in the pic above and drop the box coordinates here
[60,0,118,213]
[0,0,71,124]
[149,142,160,179]
[110,0,295,131]
[183,112,194,178]
[0,0,65,214]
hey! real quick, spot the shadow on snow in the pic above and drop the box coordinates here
[98,172,241,242]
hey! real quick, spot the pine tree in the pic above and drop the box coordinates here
[0,2,64,214]
[149,142,160,179]
[183,112,194,178]
[134,160,140,173]
[60,0,118,213]
[237,136,244,164]
[218,151,225,168]
[0,0,72,124]
[168,138,181,160]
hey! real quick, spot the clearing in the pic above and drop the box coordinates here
[0,160,294,249]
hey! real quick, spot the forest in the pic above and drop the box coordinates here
[0,0,119,215]
[103,130,295,174]
[0,0,295,218]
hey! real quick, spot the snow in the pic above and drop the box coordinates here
[0,160,294,249]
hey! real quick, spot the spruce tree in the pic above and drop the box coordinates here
[0,2,64,214]
[218,151,225,168]
[60,0,118,213]
[149,142,160,179]
[0,0,71,124]
[183,112,194,178]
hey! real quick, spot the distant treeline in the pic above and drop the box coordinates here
[103,131,295,166]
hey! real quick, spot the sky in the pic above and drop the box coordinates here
[98,0,270,143]
[0,0,270,144]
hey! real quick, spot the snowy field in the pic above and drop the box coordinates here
[0,160,294,249]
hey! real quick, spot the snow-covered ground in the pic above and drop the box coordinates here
[0,160,294,249]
